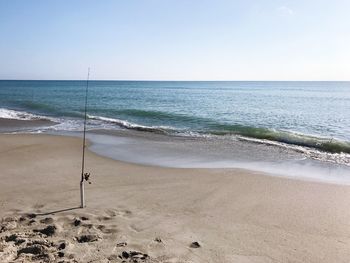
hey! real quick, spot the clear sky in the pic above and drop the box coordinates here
[1,0,349,80]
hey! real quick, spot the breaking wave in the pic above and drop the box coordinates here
[87,114,172,134]
[0,108,50,121]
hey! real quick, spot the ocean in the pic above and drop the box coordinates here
[1,80,350,183]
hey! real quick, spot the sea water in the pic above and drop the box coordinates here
[1,80,349,182]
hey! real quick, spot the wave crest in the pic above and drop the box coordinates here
[0,108,50,121]
[208,124,350,154]
[87,114,171,133]
[87,113,350,155]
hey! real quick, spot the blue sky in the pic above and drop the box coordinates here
[1,0,349,80]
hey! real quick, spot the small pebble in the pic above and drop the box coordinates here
[122,251,129,258]
[117,242,127,247]
[190,241,201,248]
[76,234,99,243]
[58,242,66,250]
[74,219,81,226]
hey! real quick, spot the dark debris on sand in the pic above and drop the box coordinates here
[0,212,158,263]
[58,242,66,250]
[5,233,18,242]
[0,215,59,262]
[17,243,53,262]
[34,225,57,236]
[74,218,81,226]
[27,213,37,219]
[190,241,201,248]
[76,234,99,243]
[154,237,162,243]
[117,241,128,247]
[119,250,150,262]
[17,244,45,256]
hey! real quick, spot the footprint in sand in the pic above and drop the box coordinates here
[1,211,160,263]
[97,215,113,221]
[129,224,143,233]
[33,204,45,209]
[96,224,119,234]
[112,207,134,218]
[105,209,118,217]
[40,217,54,224]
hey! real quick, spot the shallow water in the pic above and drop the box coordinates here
[83,130,350,185]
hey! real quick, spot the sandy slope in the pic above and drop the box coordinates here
[1,134,350,262]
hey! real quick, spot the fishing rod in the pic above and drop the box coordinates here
[80,68,90,208]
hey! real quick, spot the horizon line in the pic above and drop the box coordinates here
[1,79,350,82]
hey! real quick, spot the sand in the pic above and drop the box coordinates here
[1,134,350,262]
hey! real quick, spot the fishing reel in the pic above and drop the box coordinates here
[83,172,92,184]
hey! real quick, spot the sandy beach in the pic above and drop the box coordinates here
[0,134,349,262]
[2,0,350,261]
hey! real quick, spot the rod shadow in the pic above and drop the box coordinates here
[35,206,82,216]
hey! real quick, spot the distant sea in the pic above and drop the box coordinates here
[1,80,350,177]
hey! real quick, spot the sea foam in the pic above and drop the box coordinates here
[0,108,48,121]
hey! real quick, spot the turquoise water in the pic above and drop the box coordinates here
[1,80,350,156]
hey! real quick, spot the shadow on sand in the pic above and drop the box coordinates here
[35,206,82,216]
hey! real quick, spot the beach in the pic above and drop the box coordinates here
[1,133,350,262]
[2,0,350,261]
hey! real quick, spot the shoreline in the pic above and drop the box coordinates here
[0,118,56,133]
[85,130,350,185]
[1,116,350,184]
[1,133,350,262]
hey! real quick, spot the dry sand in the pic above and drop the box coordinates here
[0,134,350,262]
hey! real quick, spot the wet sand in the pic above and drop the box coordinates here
[0,118,55,133]
[1,134,350,262]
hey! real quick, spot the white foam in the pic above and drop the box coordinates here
[87,114,172,132]
[235,135,350,166]
[0,108,48,121]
